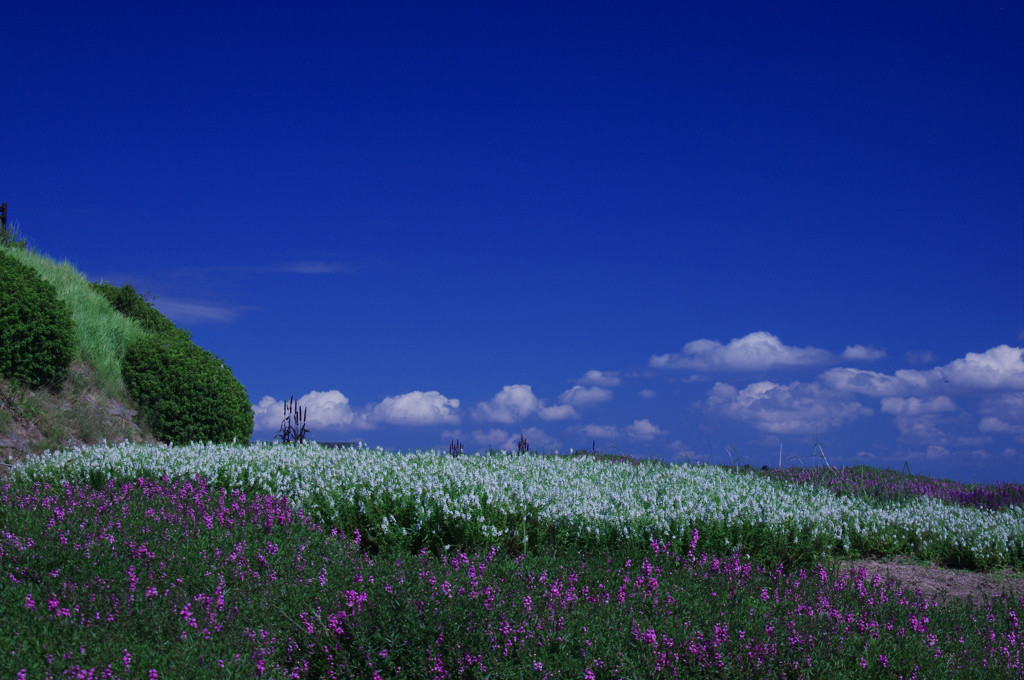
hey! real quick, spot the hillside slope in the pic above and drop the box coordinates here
[0,235,250,476]
[0,359,160,476]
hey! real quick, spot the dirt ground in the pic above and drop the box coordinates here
[830,554,1024,609]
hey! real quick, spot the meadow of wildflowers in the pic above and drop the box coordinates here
[1,441,1021,678]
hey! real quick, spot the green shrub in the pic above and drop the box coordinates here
[0,248,76,388]
[89,281,189,340]
[121,333,254,445]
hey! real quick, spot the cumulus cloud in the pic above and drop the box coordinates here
[577,370,621,386]
[890,413,952,445]
[876,394,965,447]
[626,419,667,441]
[370,390,460,425]
[842,344,886,360]
[473,384,580,423]
[818,368,920,397]
[638,389,656,399]
[823,345,1024,396]
[650,332,833,371]
[880,396,956,415]
[938,345,1024,390]
[253,388,461,431]
[704,380,873,434]
[252,391,373,431]
[559,385,613,407]
[538,404,579,420]
[977,393,1024,438]
[472,385,539,423]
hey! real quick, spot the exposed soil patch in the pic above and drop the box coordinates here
[0,360,159,479]
[830,554,1024,609]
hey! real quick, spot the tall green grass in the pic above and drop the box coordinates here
[3,247,146,400]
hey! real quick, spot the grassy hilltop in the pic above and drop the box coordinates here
[0,228,251,474]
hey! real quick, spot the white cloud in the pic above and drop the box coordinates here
[252,391,373,431]
[876,394,964,448]
[253,396,288,430]
[820,367,931,397]
[253,388,460,431]
[371,390,460,425]
[979,418,1019,435]
[880,396,956,415]
[577,370,621,386]
[937,345,1024,390]
[823,345,1024,396]
[890,413,951,445]
[538,404,579,420]
[559,385,613,407]
[472,384,583,423]
[820,368,896,397]
[842,344,886,360]
[923,445,953,461]
[638,389,656,399]
[704,380,873,434]
[574,424,620,439]
[977,393,1024,438]
[472,385,539,423]
[626,418,666,441]
[650,332,833,371]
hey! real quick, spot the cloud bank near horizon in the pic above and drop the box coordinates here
[251,333,1023,470]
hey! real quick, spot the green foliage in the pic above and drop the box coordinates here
[121,333,253,445]
[0,248,76,389]
[4,248,147,401]
[0,220,28,250]
[88,281,189,340]
[88,275,252,446]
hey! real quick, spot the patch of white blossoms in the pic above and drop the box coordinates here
[10,441,1023,564]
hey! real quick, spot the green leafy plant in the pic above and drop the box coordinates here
[0,219,28,250]
[0,249,76,389]
[88,281,189,340]
[121,333,253,445]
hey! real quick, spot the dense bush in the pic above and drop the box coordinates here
[121,333,254,445]
[89,281,189,340]
[0,248,76,388]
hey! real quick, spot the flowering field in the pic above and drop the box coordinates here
[1,441,1022,678]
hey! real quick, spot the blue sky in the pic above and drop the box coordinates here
[3,2,1022,483]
